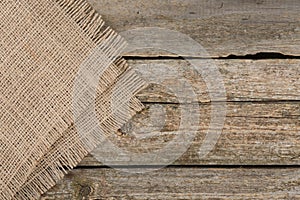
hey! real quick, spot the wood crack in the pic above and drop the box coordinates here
[123,52,300,60]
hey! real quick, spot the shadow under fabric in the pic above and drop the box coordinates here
[0,0,146,199]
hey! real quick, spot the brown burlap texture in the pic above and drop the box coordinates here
[0,0,146,199]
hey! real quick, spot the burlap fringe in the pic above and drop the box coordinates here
[12,0,147,199]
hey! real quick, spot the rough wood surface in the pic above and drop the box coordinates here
[88,0,300,57]
[128,59,300,102]
[79,102,300,166]
[42,1,300,199]
[41,168,300,199]
[77,59,300,166]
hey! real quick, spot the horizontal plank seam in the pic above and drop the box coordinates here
[124,52,300,60]
[73,165,300,169]
[141,100,300,105]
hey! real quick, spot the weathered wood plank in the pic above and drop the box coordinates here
[78,59,300,166]
[42,2,300,198]
[79,102,300,166]
[126,59,300,103]
[42,168,300,199]
[87,0,300,57]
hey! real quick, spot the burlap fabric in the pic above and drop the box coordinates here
[0,0,146,199]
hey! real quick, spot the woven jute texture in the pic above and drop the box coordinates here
[0,0,146,199]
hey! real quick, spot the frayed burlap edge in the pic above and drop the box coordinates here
[11,0,147,199]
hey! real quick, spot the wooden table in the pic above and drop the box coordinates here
[42,1,300,199]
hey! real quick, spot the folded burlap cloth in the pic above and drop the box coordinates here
[0,1,146,199]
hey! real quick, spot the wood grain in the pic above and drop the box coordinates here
[79,101,300,166]
[87,0,300,57]
[127,59,300,102]
[76,59,300,166]
[42,1,300,199]
[42,168,300,199]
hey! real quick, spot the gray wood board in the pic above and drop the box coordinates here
[78,59,300,166]
[127,59,300,103]
[42,168,300,199]
[88,0,300,57]
[79,101,300,166]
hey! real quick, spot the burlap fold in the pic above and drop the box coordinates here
[0,0,146,199]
